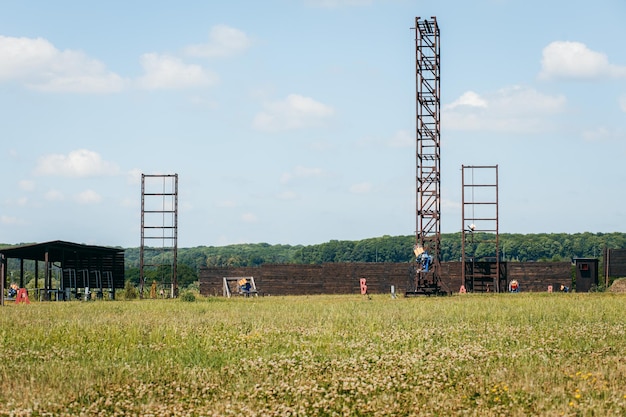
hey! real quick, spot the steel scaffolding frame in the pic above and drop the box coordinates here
[407,16,445,296]
[140,174,179,298]
[461,165,503,292]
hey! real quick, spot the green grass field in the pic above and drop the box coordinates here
[1,293,625,416]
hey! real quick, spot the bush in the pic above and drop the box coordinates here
[185,281,200,293]
[589,283,606,293]
[180,291,196,302]
[124,280,139,300]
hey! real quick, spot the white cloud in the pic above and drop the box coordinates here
[539,41,626,80]
[126,169,143,185]
[620,95,626,113]
[45,189,64,201]
[1,215,22,225]
[75,189,102,204]
[581,127,625,142]
[35,149,120,178]
[445,91,488,110]
[0,35,126,93]
[280,165,326,184]
[241,212,258,223]
[184,25,252,58]
[136,53,218,90]
[120,197,136,208]
[33,72,126,93]
[350,182,372,194]
[18,180,35,191]
[0,35,225,93]
[216,200,238,208]
[493,86,565,114]
[444,85,566,133]
[253,94,334,132]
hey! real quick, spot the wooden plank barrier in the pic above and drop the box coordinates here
[199,262,572,296]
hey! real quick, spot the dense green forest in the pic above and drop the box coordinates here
[125,232,626,268]
[121,232,626,286]
[4,232,626,288]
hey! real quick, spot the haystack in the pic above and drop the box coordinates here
[608,278,626,293]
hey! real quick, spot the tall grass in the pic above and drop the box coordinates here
[1,293,625,416]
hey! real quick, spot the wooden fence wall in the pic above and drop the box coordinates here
[606,249,626,278]
[199,261,572,296]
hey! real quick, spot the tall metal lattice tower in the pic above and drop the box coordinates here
[140,174,179,298]
[407,16,445,295]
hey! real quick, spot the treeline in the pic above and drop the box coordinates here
[125,232,626,270]
[5,232,624,289]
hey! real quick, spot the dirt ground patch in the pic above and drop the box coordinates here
[608,277,626,293]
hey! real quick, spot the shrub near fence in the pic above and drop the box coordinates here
[199,261,572,296]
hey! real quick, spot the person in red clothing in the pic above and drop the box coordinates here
[508,280,520,293]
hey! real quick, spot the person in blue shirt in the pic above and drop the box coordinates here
[7,283,18,299]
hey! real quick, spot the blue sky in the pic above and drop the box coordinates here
[1,0,625,248]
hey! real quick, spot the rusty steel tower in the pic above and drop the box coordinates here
[407,16,445,296]
[140,174,179,298]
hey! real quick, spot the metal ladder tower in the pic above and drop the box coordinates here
[461,165,503,292]
[140,174,179,298]
[407,16,445,296]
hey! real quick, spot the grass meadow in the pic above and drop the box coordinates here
[1,293,625,416]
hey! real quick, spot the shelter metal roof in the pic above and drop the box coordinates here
[1,240,126,292]
[0,240,123,262]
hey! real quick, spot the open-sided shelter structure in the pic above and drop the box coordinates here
[1,240,124,303]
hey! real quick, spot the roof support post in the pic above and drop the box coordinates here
[1,255,5,306]
[44,250,50,301]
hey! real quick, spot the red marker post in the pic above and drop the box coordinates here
[16,288,30,304]
[360,278,367,295]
